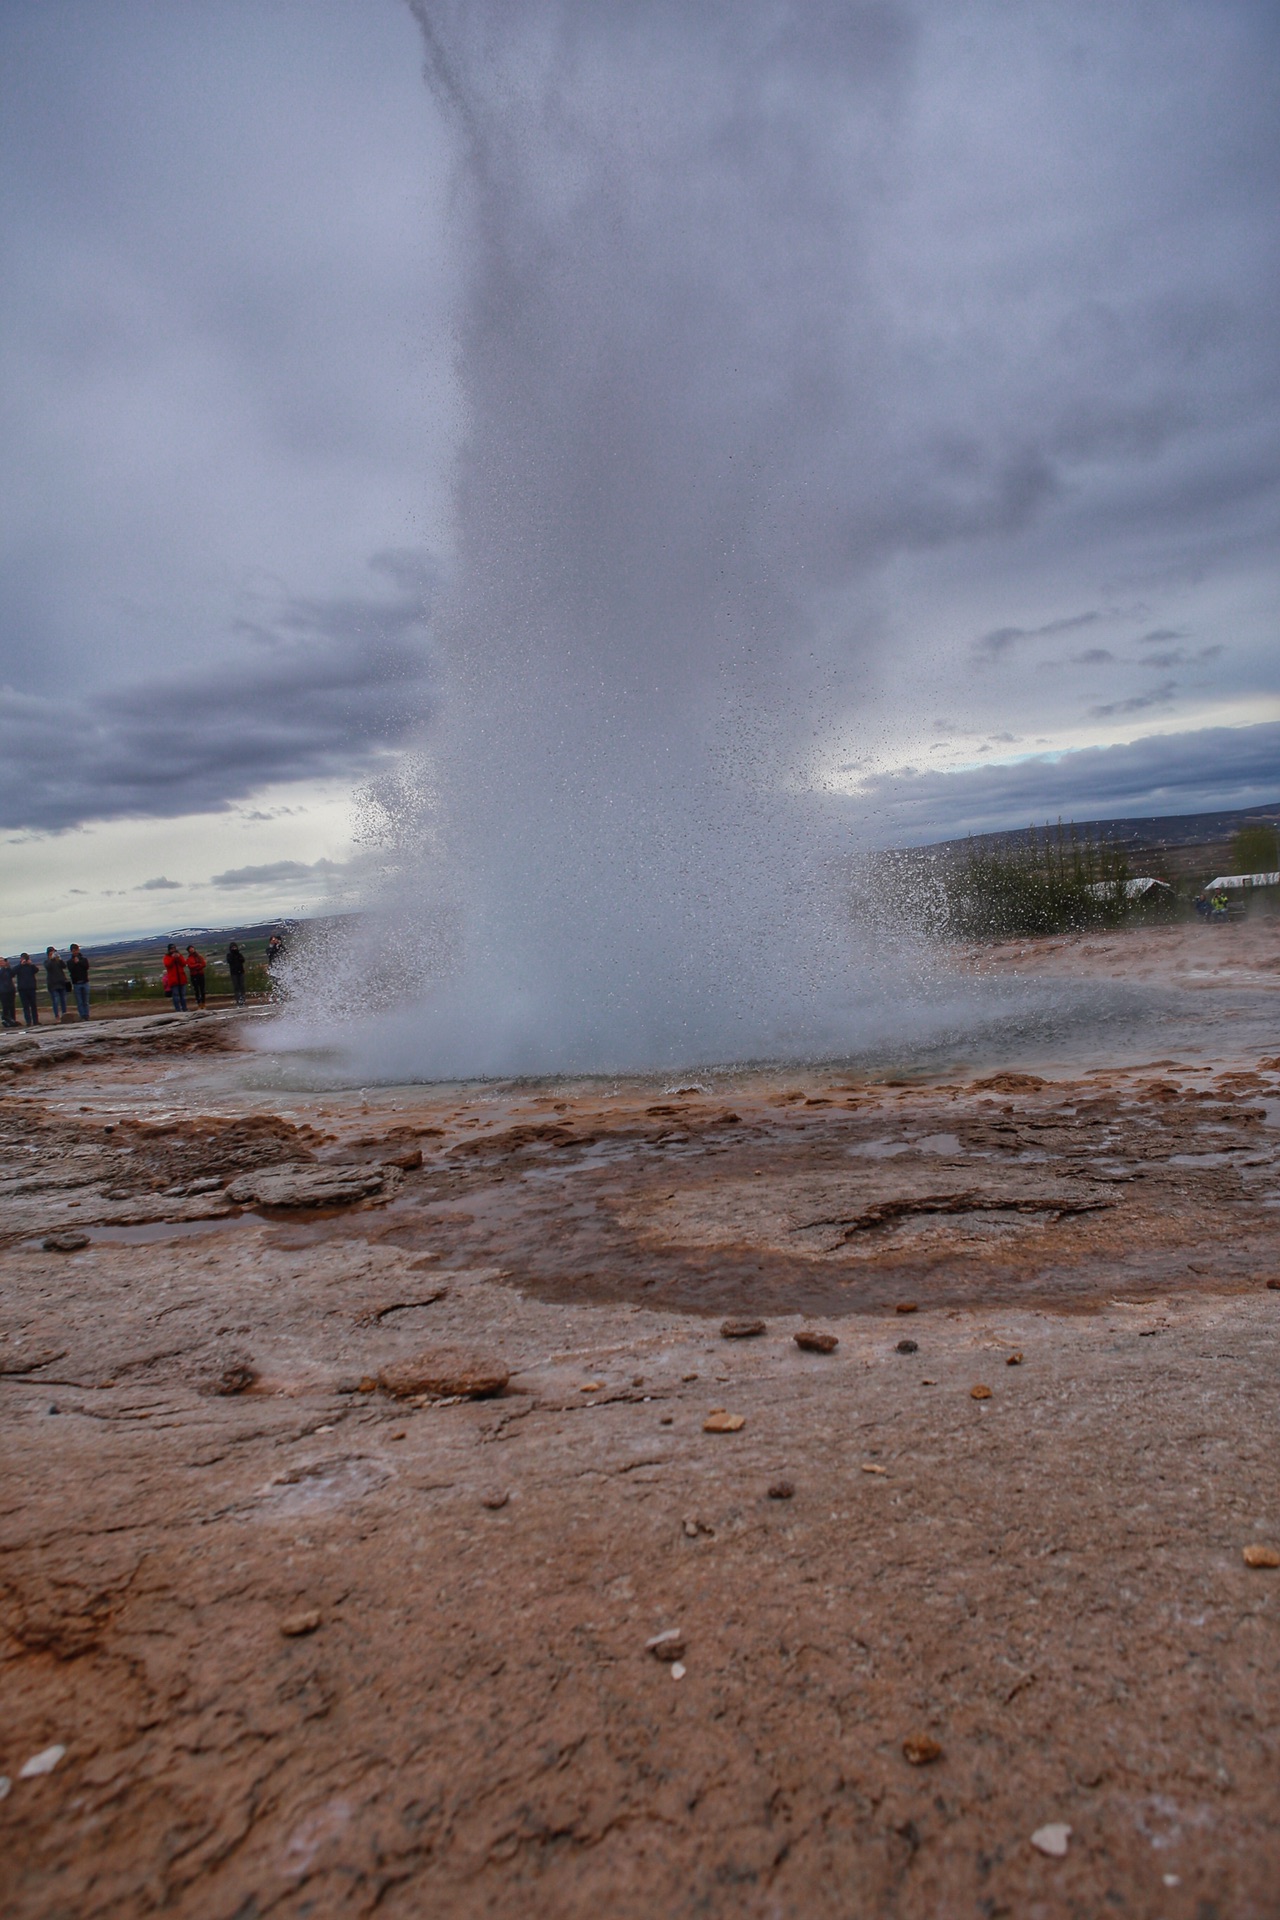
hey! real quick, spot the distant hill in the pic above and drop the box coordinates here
[890,799,1280,892]
[80,914,355,995]
[85,918,303,960]
[908,799,1280,857]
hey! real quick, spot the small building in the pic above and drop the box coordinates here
[1085,877,1173,901]
[1204,871,1280,891]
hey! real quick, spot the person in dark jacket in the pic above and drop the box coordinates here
[0,958,17,1030]
[225,941,247,1007]
[45,946,70,1022]
[67,944,90,1020]
[15,953,40,1025]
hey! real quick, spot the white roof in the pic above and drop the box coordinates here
[1085,876,1172,899]
[1205,871,1280,890]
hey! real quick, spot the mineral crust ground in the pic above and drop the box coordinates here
[3,919,1279,1918]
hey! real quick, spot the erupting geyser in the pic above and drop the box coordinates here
[293,1,951,1079]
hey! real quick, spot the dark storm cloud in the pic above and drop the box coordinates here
[858,722,1280,845]
[0,0,1276,854]
[0,558,433,831]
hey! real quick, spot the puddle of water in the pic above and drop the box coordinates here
[845,1132,963,1160]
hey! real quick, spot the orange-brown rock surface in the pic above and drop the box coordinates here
[3,937,1280,1918]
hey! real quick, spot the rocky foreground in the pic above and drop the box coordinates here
[2,948,1279,1918]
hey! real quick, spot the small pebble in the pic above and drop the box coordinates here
[646,1629,685,1661]
[794,1329,838,1353]
[42,1232,90,1252]
[720,1318,765,1339]
[481,1490,510,1510]
[670,1661,686,1680]
[971,1384,993,1400]
[1243,1543,1280,1568]
[19,1745,66,1779]
[1030,1823,1071,1858]
[703,1410,746,1433]
[280,1610,322,1637]
[1006,1351,1024,1366]
[896,1339,918,1354]
[895,1302,918,1314]
[767,1480,794,1500]
[901,1734,942,1766]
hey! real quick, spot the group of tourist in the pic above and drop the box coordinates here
[0,946,92,1028]
[0,938,259,1028]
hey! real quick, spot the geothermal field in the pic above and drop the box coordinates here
[4,2,1278,1916]
[3,917,1279,1919]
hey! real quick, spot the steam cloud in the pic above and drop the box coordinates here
[286,1,1085,1076]
[297,0,1228,1082]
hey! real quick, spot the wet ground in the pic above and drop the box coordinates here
[3,918,1279,1918]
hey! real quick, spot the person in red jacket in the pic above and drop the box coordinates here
[161,943,189,1012]
[186,944,207,1009]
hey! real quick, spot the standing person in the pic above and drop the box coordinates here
[0,957,18,1030]
[15,953,40,1025]
[186,944,207,1009]
[161,943,189,1012]
[225,941,247,1007]
[67,943,91,1020]
[45,946,70,1022]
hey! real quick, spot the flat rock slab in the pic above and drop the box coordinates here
[225,1164,385,1208]
[378,1356,510,1400]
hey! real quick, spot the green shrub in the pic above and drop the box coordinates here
[946,830,1131,939]
[874,824,1149,941]
[1231,824,1279,874]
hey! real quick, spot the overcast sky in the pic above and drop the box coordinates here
[1,0,1277,946]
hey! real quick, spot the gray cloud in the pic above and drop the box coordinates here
[0,555,433,831]
[1089,679,1178,719]
[138,876,181,891]
[857,721,1280,845]
[974,613,1101,663]
[210,858,342,888]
